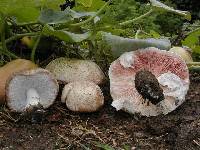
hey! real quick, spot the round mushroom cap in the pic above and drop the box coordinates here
[61,81,104,112]
[0,59,37,104]
[45,58,105,84]
[6,68,59,112]
[109,47,189,116]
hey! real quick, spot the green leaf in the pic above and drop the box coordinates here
[74,0,105,11]
[102,32,171,57]
[182,28,200,54]
[42,25,92,42]
[0,0,40,24]
[38,8,96,24]
[182,28,200,48]
[150,30,161,38]
[38,9,73,24]
[39,0,65,10]
[150,0,191,21]
[77,0,93,7]
[0,0,64,24]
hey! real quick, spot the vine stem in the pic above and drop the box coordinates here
[31,35,41,62]
[187,62,200,66]
[119,9,154,26]
[71,0,112,27]
[5,32,40,44]
[0,14,19,59]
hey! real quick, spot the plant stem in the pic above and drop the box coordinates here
[0,14,19,59]
[187,62,200,66]
[71,0,112,27]
[31,35,41,62]
[5,32,40,44]
[119,9,154,26]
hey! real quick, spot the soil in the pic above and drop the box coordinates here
[0,72,200,150]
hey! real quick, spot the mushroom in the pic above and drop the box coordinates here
[45,57,105,84]
[109,47,189,116]
[169,46,193,63]
[0,59,37,104]
[61,81,104,112]
[6,68,59,112]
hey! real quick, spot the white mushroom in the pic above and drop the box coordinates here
[61,81,104,112]
[6,68,59,112]
[109,47,190,116]
[45,58,105,84]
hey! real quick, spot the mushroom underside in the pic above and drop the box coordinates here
[109,47,189,116]
[7,71,58,112]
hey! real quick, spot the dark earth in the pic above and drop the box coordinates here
[0,72,200,150]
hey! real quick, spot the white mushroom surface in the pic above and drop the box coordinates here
[6,68,59,112]
[45,58,105,84]
[109,47,190,116]
[61,81,104,112]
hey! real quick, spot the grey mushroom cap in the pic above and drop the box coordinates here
[6,68,59,112]
[45,58,105,84]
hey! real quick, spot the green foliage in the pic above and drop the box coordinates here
[42,25,92,42]
[0,0,194,63]
[182,28,200,54]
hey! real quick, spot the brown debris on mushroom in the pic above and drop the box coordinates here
[61,81,104,112]
[6,68,59,112]
[109,47,190,116]
[45,58,105,85]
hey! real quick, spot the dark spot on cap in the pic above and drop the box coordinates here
[135,70,164,105]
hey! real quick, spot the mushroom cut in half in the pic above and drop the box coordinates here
[61,81,104,112]
[45,58,105,85]
[6,68,59,112]
[109,47,189,116]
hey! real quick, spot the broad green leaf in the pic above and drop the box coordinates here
[0,0,64,24]
[150,0,191,21]
[77,0,93,7]
[74,0,105,11]
[193,46,200,54]
[182,28,200,48]
[38,8,96,24]
[0,0,40,23]
[38,9,73,24]
[38,0,64,10]
[182,28,200,54]
[102,32,171,57]
[42,25,91,42]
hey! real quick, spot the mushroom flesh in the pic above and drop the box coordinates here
[6,68,59,112]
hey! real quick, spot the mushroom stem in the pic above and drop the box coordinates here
[26,88,40,108]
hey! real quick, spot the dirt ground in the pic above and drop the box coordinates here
[0,72,200,150]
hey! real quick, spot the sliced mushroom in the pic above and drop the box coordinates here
[0,59,37,104]
[45,58,105,84]
[109,47,189,116]
[6,68,59,112]
[61,81,104,112]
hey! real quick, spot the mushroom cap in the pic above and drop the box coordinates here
[109,47,189,116]
[45,58,105,84]
[61,81,104,112]
[0,59,37,104]
[6,68,59,112]
[169,46,193,62]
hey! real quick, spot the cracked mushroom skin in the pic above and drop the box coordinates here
[61,81,104,112]
[45,58,105,84]
[6,68,59,112]
[109,47,189,116]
